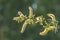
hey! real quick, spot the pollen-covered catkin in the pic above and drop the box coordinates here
[40,28,48,36]
[47,13,55,20]
[20,22,28,33]
[40,26,54,36]
[29,6,33,19]
[20,19,30,33]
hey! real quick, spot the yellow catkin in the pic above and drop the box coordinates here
[29,6,33,18]
[36,16,43,22]
[47,13,55,20]
[18,11,25,20]
[20,19,30,33]
[40,28,48,36]
[20,22,28,33]
[40,26,54,36]
[13,17,20,21]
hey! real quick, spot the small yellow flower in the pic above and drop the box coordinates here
[36,16,43,22]
[36,16,44,25]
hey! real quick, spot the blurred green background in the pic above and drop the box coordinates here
[0,0,60,40]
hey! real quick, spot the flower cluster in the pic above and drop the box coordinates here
[13,6,58,36]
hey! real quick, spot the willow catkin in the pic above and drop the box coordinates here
[36,16,43,22]
[20,22,28,33]
[13,17,20,21]
[20,19,30,33]
[13,17,21,23]
[29,6,33,18]
[47,13,55,20]
[40,26,54,36]
[40,28,48,36]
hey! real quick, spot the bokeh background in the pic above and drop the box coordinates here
[0,0,60,40]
